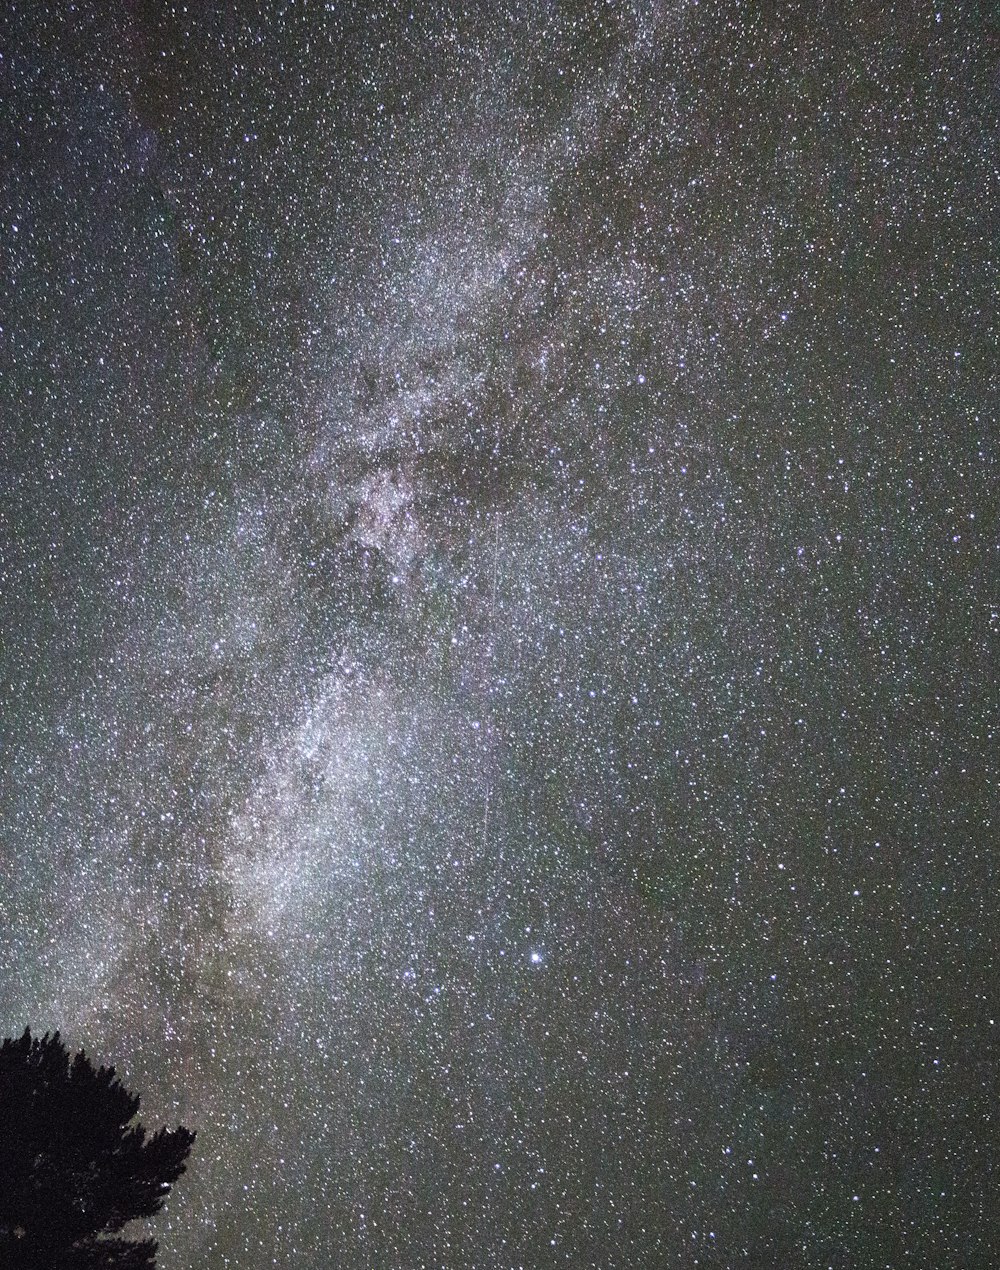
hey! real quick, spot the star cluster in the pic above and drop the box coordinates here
[1,2,997,1266]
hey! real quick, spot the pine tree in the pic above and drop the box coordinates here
[0,1028,195,1269]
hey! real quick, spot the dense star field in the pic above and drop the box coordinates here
[1,2,997,1266]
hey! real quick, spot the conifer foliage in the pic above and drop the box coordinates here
[0,1028,195,1269]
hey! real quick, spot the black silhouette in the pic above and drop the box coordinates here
[0,1028,195,1269]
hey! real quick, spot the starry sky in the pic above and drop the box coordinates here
[1,2,998,1266]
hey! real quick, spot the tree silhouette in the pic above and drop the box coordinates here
[0,1028,195,1269]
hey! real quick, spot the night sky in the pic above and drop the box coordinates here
[1,2,998,1266]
